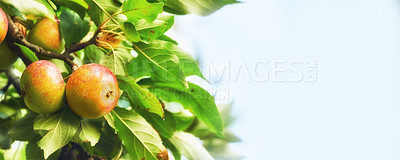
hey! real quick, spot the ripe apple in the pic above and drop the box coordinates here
[0,8,8,44]
[26,18,63,53]
[0,42,18,70]
[20,60,66,114]
[66,64,119,119]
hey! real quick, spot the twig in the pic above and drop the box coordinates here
[6,15,78,70]
[6,15,103,71]
[63,29,101,55]
[0,80,11,93]
[5,17,31,66]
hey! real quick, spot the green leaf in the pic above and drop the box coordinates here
[14,43,38,62]
[134,108,175,138]
[8,112,40,141]
[2,0,56,20]
[25,141,43,160]
[111,107,168,160]
[116,75,164,117]
[92,124,123,159]
[2,93,25,110]
[13,59,26,74]
[127,53,152,80]
[173,110,195,131]
[50,59,72,75]
[156,15,174,33]
[46,0,57,10]
[172,46,205,80]
[158,35,178,45]
[134,15,174,42]
[83,44,105,64]
[160,0,239,16]
[3,141,26,160]
[0,103,16,119]
[85,0,119,27]
[128,40,205,87]
[0,126,11,149]
[122,22,142,42]
[169,131,213,160]
[53,0,87,19]
[104,113,115,129]
[148,82,224,137]
[100,50,133,75]
[25,138,60,160]
[121,0,164,23]
[60,9,90,48]
[33,108,81,159]
[84,0,104,27]
[58,0,88,9]
[79,119,101,146]
[0,1,24,17]
[130,42,188,88]
[79,120,123,159]
[162,137,181,160]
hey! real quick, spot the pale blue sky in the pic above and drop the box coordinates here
[171,0,400,159]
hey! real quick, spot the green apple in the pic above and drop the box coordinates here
[0,42,17,70]
[26,18,64,53]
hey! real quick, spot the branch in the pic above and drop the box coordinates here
[5,13,104,72]
[6,15,102,72]
[63,29,101,55]
[4,67,21,94]
[6,15,78,70]
[5,17,31,66]
[0,80,11,93]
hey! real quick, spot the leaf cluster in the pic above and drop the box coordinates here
[0,0,240,159]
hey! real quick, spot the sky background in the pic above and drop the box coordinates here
[169,0,400,159]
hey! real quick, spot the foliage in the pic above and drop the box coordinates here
[0,0,240,159]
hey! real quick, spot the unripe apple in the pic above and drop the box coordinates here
[66,64,119,119]
[26,18,63,53]
[20,60,66,114]
[0,42,17,70]
[0,8,8,44]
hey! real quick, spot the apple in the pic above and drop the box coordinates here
[0,8,8,44]
[26,18,63,53]
[0,42,17,70]
[66,64,119,119]
[20,60,66,114]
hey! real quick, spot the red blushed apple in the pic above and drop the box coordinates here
[66,64,119,119]
[0,8,8,44]
[20,60,66,114]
